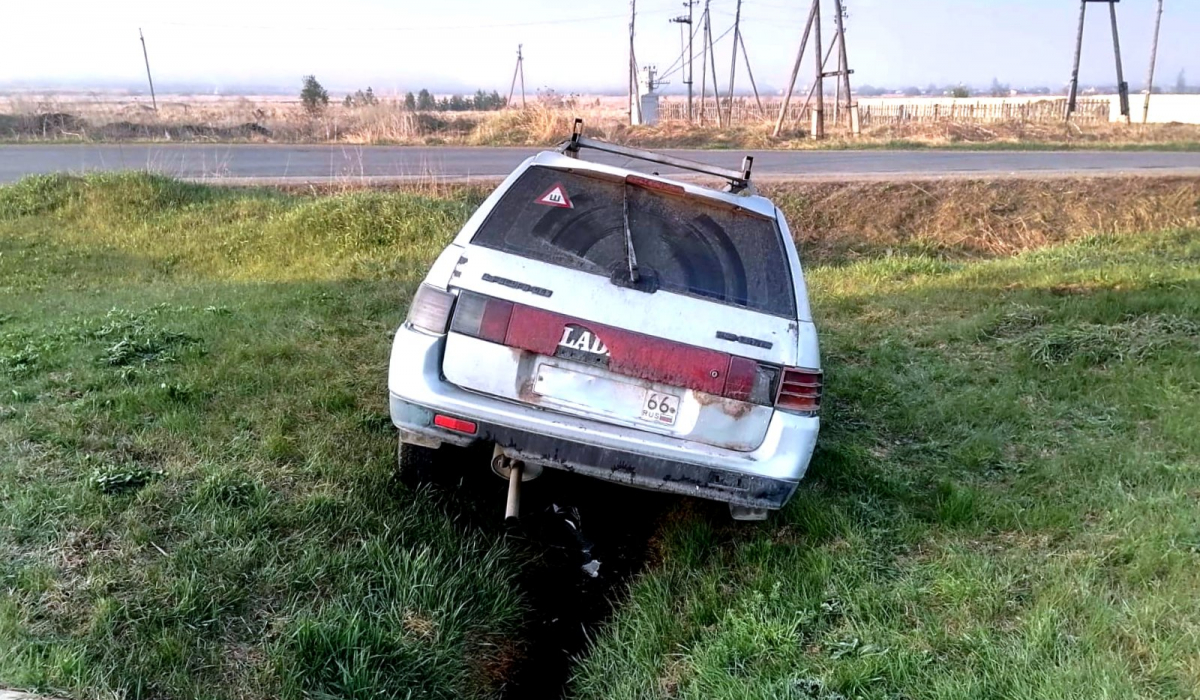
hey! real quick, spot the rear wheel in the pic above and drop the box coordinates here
[397,438,439,487]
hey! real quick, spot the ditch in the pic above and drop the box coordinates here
[412,442,683,699]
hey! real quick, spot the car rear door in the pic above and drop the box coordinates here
[440,165,805,452]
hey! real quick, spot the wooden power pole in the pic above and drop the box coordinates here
[738,33,765,118]
[670,1,696,122]
[687,0,695,121]
[507,44,526,109]
[774,0,820,137]
[699,0,709,126]
[811,0,824,139]
[1108,0,1131,122]
[772,0,857,138]
[629,0,643,124]
[725,0,743,124]
[703,0,722,128]
[138,28,157,112]
[1067,0,1130,122]
[1142,0,1164,124]
[832,0,860,134]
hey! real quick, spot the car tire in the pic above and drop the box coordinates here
[397,438,439,487]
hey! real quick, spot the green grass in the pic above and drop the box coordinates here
[3,173,1199,699]
[0,174,519,699]
[571,233,1200,698]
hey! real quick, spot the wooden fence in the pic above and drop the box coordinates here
[658,97,1112,126]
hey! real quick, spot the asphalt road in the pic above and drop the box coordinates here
[3,144,1200,184]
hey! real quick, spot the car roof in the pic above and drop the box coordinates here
[527,150,779,220]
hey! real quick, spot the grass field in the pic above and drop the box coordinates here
[2,174,1199,699]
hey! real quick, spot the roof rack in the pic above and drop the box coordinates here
[557,118,754,193]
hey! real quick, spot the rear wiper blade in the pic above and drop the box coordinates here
[622,180,640,284]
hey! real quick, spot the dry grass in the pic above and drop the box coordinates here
[762,176,1200,262]
[3,94,1200,149]
[289,175,1200,265]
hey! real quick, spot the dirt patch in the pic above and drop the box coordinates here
[413,442,675,698]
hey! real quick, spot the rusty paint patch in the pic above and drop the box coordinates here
[693,391,755,419]
[517,377,541,403]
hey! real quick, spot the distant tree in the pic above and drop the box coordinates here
[1176,69,1188,93]
[410,89,506,112]
[343,87,379,109]
[416,89,436,111]
[468,89,505,110]
[300,75,329,115]
[902,86,923,97]
[990,77,1010,97]
[856,85,887,97]
[950,84,971,98]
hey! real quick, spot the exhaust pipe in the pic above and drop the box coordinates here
[504,460,523,523]
[492,445,539,524]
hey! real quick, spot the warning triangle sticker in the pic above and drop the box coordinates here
[535,183,574,209]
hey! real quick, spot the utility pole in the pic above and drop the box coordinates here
[812,0,824,139]
[774,0,820,137]
[138,28,157,112]
[669,2,696,122]
[630,0,643,124]
[797,38,837,135]
[1067,0,1087,115]
[699,0,710,125]
[706,0,722,128]
[832,0,859,134]
[687,0,694,121]
[507,44,526,109]
[1142,0,1164,124]
[738,32,765,117]
[1108,1,1130,122]
[1067,0,1129,122]
[725,0,743,124]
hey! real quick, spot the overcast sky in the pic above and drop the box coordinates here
[1,0,1196,94]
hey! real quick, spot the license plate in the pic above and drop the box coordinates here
[640,391,679,426]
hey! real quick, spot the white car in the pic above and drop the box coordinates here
[388,123,821,520]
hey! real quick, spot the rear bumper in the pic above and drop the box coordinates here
[388,324,818,510]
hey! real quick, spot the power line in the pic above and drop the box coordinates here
[660,23,733,81]
[659,20,705,79]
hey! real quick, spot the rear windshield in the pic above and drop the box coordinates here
[470,166,796,317]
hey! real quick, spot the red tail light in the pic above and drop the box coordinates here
[450,291,514,343]
[722,357,780,406]
[406,285,456,334]
[776,367,822,414]
[434,414,477,434]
